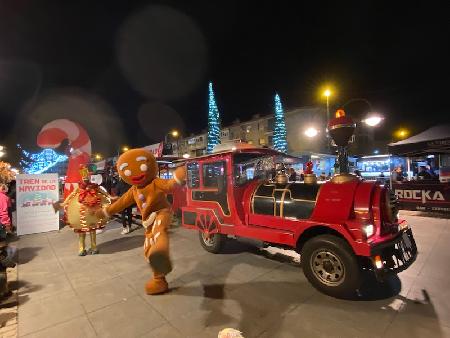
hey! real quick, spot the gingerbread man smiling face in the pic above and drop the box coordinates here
[116,149,158,187]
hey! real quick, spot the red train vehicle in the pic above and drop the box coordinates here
[179,111,418,298]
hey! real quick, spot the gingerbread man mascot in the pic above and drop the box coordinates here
[98,148,186,295]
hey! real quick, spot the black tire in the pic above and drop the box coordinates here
[198,232,225,254]
[301,234,362,298]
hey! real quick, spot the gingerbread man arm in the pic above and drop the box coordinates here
[104,187,135,217]
[153,166,186,193]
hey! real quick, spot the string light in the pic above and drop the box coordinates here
[273,93,288,153]
[206,82,222,153]
[20,147,68,174]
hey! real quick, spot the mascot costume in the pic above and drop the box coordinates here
[98,148,186,295]
[54,165,112,256]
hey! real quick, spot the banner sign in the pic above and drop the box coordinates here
[143,142,164,157]
[393,182,450,213]
[16,173,60,235]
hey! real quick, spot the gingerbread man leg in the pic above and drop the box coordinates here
[143,209,173,295]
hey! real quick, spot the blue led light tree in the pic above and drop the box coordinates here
[206,82,221,153]
[273,93,288,153]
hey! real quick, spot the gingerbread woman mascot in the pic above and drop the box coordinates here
[98,148,186,295]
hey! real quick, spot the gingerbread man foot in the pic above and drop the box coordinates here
[145,275,169,295]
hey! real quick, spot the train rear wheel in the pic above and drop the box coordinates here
[199,232,225,254]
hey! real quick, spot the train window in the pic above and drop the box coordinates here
[233,154,275,186]
[187,162,200,188]
[203,161,226,188]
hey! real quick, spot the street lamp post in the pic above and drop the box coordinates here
[322,89,332,154]
[323,89,331,123]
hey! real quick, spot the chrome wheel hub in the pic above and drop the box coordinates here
[310,249,345,286]
[201,233,215,246]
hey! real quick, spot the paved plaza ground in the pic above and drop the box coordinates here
[2,212,450,337]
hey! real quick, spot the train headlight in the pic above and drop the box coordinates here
[363,224,375,238]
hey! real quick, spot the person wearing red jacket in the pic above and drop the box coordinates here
[0,184,12,234]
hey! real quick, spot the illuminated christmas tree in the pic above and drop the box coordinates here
[206,82,221,153]
[273,93,288,153]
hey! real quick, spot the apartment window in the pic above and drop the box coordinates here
[259,138,266,145]
[248,140,253,145]
[258,123,264,131]
[267,118,275,132]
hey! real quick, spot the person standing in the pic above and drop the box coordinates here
[288,168,297,182]
[116,178,133,234]
[0,184,12,234]
[7,180,16,233]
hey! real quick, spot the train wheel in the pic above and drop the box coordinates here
[199,232,224,254]
[302,235,361,298]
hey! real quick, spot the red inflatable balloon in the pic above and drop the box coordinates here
[37,119,91,198]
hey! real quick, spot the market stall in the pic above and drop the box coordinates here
[388,124,450,213]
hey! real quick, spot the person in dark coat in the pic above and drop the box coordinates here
[116,178,133,234]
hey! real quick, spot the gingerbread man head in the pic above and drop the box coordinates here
[116,148,158,187]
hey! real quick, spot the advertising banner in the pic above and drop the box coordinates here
[16,173,60,235]
[393,182,450,213]
[143,142,164,157]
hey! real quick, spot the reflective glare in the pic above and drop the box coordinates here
[304,127,319,138]
[363,116,382,127]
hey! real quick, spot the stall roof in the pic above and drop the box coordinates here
[388,124,450,156]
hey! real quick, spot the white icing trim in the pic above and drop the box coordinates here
[119,163,128,171]
[142,212,157,229]
[154,232,161,242]
[136,156,147,161]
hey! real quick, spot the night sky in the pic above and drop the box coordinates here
[0,1,449,163]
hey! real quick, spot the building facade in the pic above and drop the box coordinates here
[172,107,329,157]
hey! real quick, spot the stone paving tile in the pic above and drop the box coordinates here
[139,323,183,338]
[297,292,399,337]
[18,290,85,336]
[21,315,97,338]
[87,295,166,338]
[406,274,450,328]
[18,272,72,302]
[258,305,377,338]
[74,276,138,313]
[17,258,63,278]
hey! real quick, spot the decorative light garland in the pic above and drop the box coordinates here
[19,145,68,174]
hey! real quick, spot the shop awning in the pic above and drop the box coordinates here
[388,124,450,156]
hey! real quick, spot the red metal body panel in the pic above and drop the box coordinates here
[310,180,359,223]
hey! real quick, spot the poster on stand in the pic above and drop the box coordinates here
[16,173,60,235]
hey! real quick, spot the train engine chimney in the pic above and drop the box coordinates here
[327,109,356,174]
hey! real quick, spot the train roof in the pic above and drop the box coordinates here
[179,147,300,163]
